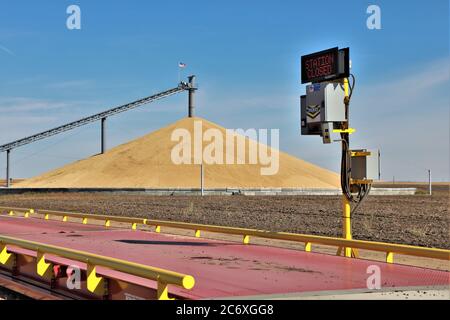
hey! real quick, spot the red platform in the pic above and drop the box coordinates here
[0,215,448,299]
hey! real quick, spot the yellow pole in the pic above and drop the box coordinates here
[342,195,352,257]
[343,78,349,97]
[342,78,352,258]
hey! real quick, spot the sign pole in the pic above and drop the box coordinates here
[341,78,357,258]
[342,195,352,257]
[343,78,352,257]
[428,169,432,196]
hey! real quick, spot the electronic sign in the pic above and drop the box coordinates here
[301,47,349,84]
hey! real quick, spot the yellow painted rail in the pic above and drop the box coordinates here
[0,234,195,299]
[1,206,449,264]
[142,219,450,262]
[1,206,145,230]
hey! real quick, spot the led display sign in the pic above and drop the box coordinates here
[301,47,349,84]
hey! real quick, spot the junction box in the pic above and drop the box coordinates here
[351,149,380,181]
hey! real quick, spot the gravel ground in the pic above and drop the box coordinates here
[0,184,448,249]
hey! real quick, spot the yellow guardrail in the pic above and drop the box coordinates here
[1,207,145,230]
[0,234,194,299]
[1,206,449,264]
[142,219,450,262]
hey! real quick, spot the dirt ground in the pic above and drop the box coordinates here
[0,183,448,249]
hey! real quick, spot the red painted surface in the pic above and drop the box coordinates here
[0,215,449,299]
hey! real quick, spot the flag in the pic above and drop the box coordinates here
[178,62,186,68]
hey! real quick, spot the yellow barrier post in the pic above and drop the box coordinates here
[105,220,111,227]
[62,216,68,222]
[131,223,137,230]
[87,263,106,296]
[36,251,53,280]
[82,217,88,225]
[194,230,201,238]
[386,252,394,264]
[304,242,312,252]
[44,214,50,220]
[8,211,14,216]
[155,225,161,233]
[243,235,250,244]
[157,281,173,300]
[0,244,14,268]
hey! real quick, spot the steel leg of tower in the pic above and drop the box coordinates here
[6,149,10,188]
[101,117,106,154]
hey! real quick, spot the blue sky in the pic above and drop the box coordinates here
[0,0,448,181]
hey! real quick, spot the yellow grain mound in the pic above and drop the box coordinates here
[17,117,340,189]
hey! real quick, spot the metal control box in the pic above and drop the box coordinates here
[351,149,380,181]
[305,82,346,123]
[301,95,321,135]
[300,82,346,144]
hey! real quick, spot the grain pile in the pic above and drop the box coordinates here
[17,117,340,189]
